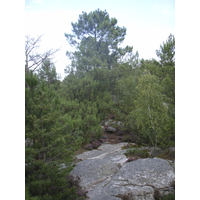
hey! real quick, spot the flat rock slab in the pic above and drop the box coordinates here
[103,150,127,165]
[76,150,105,160]
[98,143,128,152]
[76,143,129,161]
[70,158,119,189]
[103,158,175,199]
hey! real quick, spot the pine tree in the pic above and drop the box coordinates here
[65,9,133,74]
[37,59,61,90]
[25,71,83,199]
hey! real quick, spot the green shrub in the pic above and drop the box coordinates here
[124,148,149,158]
[25,186,40,200]
[162,193,175,200]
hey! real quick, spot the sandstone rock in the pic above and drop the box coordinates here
[106,126,117,133]
[103,150,128,166]
[76,150,105,160]
[73,142,175,199]
[70,159,119,189]
[76,143,128,162]
[103,158,175,199]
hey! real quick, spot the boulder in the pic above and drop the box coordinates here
[73,142,175,199]
[106,126,117,133]
[101,135,108,139]
[84,143,93,150]
[70,159,119,189]
[91,140,102,149]
[103,158,175,199]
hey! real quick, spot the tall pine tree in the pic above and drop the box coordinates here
[65,9,133,74]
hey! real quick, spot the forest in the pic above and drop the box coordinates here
[25,9,175,200]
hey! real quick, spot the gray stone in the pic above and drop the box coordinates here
[70,159,119,189]
[98,143,127,152]
[76,150,105,160]
[105,120,123,128]
[102,135,109,139]
[103,158,175,199]
[103,151,128,165]
[169,147,175,151]
[105,120,113,126]
[73,142,175,199]
[87,177,121,200]
[106,126,117,132]
[76,143,128,162]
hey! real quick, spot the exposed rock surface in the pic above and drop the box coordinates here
[71,142,175,200]
[76,143,128,165]
[103,158,175,199]
[106,126,117,132]
[70,159,119,189]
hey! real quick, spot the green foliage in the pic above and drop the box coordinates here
[156,150,175,161]
[161,193,175,200]
[60,67,116,142]
[37,59,61,90]
[65,9,133,73]
[132,73,169,147]
[124,148,149,158]
[110,65,142,133]
[156,34,175,67]
[25,71,84,199]
[25,186,40,200]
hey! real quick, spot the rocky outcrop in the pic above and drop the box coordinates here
[70,159,119,189]
[71,142,175,200]
[103,158,175,199]
[77,143,128,166]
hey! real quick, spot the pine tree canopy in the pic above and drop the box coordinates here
[65,9,133,73]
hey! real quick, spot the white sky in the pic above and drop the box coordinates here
[25,0,175,80]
